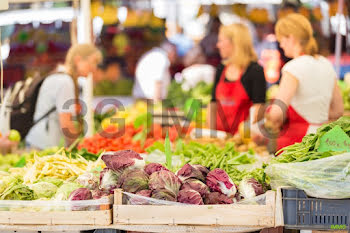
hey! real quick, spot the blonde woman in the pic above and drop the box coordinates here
[208,23,266,135]
[26,44,102,149]
[252,13,343,150]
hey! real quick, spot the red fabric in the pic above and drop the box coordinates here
[215,67,252,135]
[277,106,310,151]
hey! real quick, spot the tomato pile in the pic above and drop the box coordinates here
[78,124,192,154]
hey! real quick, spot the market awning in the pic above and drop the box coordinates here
[0,7,74,26]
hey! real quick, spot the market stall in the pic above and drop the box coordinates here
[0,0,350,232]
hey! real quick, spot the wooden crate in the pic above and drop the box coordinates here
[0,210,112,225]
[113,189,278,227]
[0,197,113,226]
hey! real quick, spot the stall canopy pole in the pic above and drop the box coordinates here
[335,0,344,78]
[79,0,94,137]
[79,0,92,43]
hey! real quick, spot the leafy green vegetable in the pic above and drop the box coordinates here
[275,117,350,163]
[147,140,257,181]
[132,113,153,146]
[0,184,35,200]
[0,176,35,200]
[165,81,213,109]
[30,182,58,199]
[165,132,172,170]
[14,156,26,168]
[145,141,165,153]
[338,81,350,110]
[35,177,64,187]
[54,182,82,200]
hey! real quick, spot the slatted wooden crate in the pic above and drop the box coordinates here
[0,196,113,225]
[113,189,280,228]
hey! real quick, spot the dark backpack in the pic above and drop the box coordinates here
[8,75,56,138]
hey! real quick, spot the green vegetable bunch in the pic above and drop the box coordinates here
[165,81,213,109]
[146,140,258,183]
[338,81,350,110]
[274,117,350,163]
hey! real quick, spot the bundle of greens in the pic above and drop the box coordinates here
[146,140,260,186]
[274,117,350,163]
[338,81,350,110]
[165,81,213,109]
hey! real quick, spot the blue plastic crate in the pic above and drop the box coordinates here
[282,188,350,230]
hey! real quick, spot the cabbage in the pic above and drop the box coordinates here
[30,182,57,199]
[176,164,206,182]
[0,175,20,194]
[102,150,145,173]
[99,168,119,194]
[91,189,109,199]
[69,188,93,201]
[54,182,82,200]
[144,163,168,175]
[129,190,152,205]
[149,170,182,198]
[76,171,99,190]
[206,169,237,198]
[177,189,203,205]
[239,178,264,199]
[117,169,149,193]
[151,189,177,202]
[204,192,234,205]
[0,175,35,200]
[34,177,64,187]
[181,179,209,197]
[0,184,35,200]
[192,165,210,177]
[69,188,93,211]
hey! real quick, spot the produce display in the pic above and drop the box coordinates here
[100,101,149,128]
[274,117,350,163]
[78,124,177,154]
[0,149,105,201]
[165,81,213,109]
[146,140,270,189]
[0,147,99,172]
[99,150,268,205]
[266,117,350,199]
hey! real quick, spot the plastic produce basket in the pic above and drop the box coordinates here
[282,187,350,230]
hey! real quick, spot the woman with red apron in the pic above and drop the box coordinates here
[252,13,344,151]
[209,23,266,135]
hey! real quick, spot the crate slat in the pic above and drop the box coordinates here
[114,190,276,227]
[0,210,112,225]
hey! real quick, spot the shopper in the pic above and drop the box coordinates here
[26,44,102,149]
[252,13,344,150]
[132,41,177,101]
[200,17,221,67]
[208,23,266,135]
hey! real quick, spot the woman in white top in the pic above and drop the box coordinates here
[252,13,344,151]
[26,44,102,149]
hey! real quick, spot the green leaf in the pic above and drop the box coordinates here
[175,139,184,154]
[165,132,172,170]
[14,156,26,168]
[134,113,148,129]
[132,131,147,146]
[145,141,165,153]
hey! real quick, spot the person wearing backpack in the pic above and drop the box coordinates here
[24,44,102,149]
